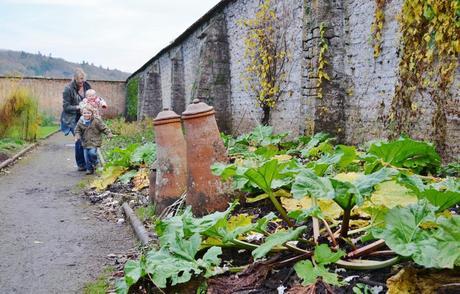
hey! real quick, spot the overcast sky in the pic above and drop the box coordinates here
[0,0,221,73]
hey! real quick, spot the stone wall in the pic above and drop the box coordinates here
[129,0,459,160]
[0,76,126,120]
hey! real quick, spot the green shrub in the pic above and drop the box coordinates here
[40,113,56,126]
[0,87,41,141]
[126,78,139,121]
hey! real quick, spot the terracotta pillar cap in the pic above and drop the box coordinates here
[154,108,181,125]
[182,99,214,117]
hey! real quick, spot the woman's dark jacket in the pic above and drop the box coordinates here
[60,80,91,135]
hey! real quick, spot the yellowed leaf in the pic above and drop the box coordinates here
[334,172,362,182]
[246,189,291,203]
[281,197,342,220]
[273,154,292,162]
[365,180,418,209]
[132,168,150,191]
[387,267,460,294]
[90,166,127,191]
[348,219,370,229]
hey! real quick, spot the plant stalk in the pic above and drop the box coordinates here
[321,218,337,247]
[346,239,386,259]
[267,190,293,226]
[311,195,320,243]
[340,208,351,239]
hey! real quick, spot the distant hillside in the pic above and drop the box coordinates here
[0,49,130,81]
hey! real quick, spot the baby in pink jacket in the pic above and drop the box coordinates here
[79,89,107,117]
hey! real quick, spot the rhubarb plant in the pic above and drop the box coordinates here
[365,137,441,174]
[398,174,460,211]
[292,167,398,238]
[374,200,460,268]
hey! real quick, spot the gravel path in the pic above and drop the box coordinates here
[0,132,135,293]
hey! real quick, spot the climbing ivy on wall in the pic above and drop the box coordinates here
[389,0,459,154]
[371,0,386,58]
[240,0,290,125]
[126,77,139,121]
[316,22,330,99]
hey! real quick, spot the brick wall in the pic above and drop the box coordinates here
[0,76,126,120]
[129,0,459,160]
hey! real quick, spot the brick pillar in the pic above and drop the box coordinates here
[171,48,186,115]
[143,62,163,118]
[194,13,232,133]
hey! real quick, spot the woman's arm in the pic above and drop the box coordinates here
[63,86,79,113]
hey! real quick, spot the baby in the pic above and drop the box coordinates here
[75,106,113,174]
[79,89,107,117]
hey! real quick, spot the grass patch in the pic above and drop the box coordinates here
[0,138,27,157]
[83,266,114,294]
[37,125,59,139]
[73,178,92,192]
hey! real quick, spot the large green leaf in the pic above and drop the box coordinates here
[422,189,460,212]
[105,143,139,168]
[142,244,222,289]
[115,279,128,294]
[199,246,223,278]
[354,168,398,195]
[145,248,201,288]
[211,162,237,181]
[156,203,237,247]
[131,142,156,166]
[124,259,145,288]
[330,179,360,210]
[169,233,201,262]
[299,132,331,157]
[248,125,288,146]
[398,175,460,211]
[291,168,334,199]
[310,145,357,176]
[376,201,460,268]
[244,159,279,193]
[368,137,441,173]
[252,226,306,259]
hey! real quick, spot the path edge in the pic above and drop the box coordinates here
[0,129,60,170]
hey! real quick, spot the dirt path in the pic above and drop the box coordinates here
[0,132,135,293]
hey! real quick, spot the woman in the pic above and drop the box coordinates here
[60,68,92,171]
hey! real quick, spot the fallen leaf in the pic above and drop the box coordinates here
[281,197,342,220]
[91,166,126,191]
[387,267,460,294]
[132,168,150,191]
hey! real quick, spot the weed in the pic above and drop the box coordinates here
[83,266,113,294]
[135,204,157,223]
